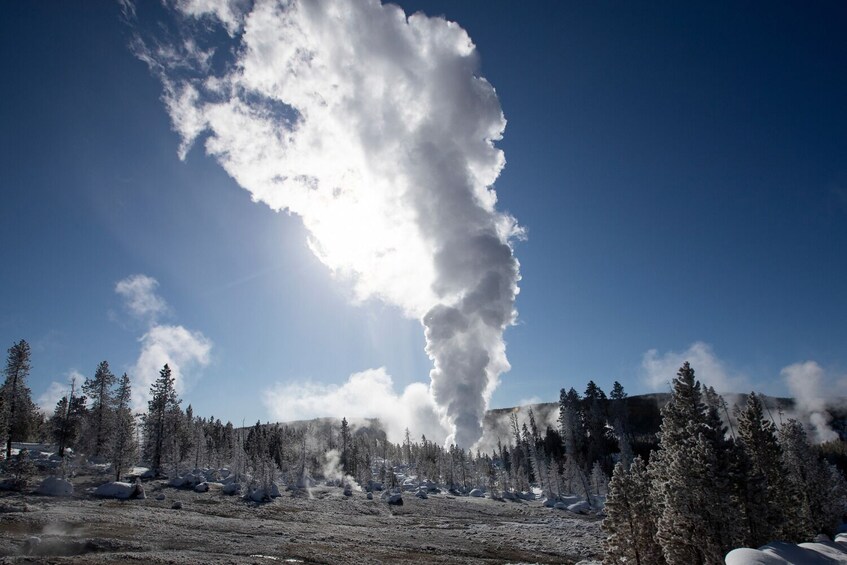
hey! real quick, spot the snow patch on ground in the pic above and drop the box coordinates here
[725,534,847,564]
[93,481,145,499]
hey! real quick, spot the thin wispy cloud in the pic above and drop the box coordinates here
[115,274,212,410]
[35,370,84,414]
[115,274,170,324]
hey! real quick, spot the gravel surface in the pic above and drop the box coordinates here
[0,480,603,564]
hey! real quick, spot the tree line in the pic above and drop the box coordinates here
[603,362,847,565]
[4,337,846,561]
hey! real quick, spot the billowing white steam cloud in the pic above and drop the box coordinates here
[782,361,838,443]
[263,367,448,444]
[642,341,749,393]
[131,0,521,446]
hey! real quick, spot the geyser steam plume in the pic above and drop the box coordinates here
[130,0,522,447]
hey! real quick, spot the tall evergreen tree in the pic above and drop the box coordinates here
[584,380,610,471]
[111,373,136,481]
[2,339,37,459]
[558,387,586,466]
[651,362,739,565]
[779,419,847,539]
[340,417,351,475]
[82,360,117,458]
[509,412,530,492]
[735,392,789,545]
[50,378,87,458]
[609,381,633,467]
[604,457,665,565]
[145,364,181,476]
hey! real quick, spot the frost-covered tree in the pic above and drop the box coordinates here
[111,373,136,481]
[144,364,181,476]
[526,409,555,498]
[590,460,608,496]
[604,456,665,565]
[735,392,789,545]
[651,362,739,565]
[340,417,351,475]
[82,360,117,458]
[2,340,37,459]
[779,419,847,539]
[245,421,276,497]
[50,378,87,458]
[558,387,585,466]
[583,381,609,468]
[509,412,530,492]
[609,381,633,468]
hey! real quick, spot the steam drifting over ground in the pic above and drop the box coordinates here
[129,0,522,446]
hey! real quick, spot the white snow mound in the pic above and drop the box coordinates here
[94,481,144,499]
[725,535,847,565]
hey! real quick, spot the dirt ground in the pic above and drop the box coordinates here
[0,477,604,565]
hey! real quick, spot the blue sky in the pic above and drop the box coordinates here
[2,1,846,436]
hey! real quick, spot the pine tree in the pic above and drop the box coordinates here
[509,412,529,492]
[558,387,586,467]
[340,417,351,475]
[779,419,847,539]
[144,364,181,476]
[604,456,665,565]
[50,378,87,458]
[111,373,136,481]
[651,362,739,565]
[735,392,788,545]
[82,360,117,458]
[609,381,633,468]
[2,340,37,459]
[583,381,608,470]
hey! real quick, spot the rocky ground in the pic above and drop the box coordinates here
[0,477,604,564]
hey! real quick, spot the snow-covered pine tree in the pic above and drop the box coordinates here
[609,381,634,468]
[735,392,789,545]
[50,378,87,458]
[590,460,608,496]
[779,419,847,539]
[111,373,136,481]
[631,456,665,564]
[2,339,37,459]
[559,388,586,465]
[144,364,181,477]
[604,460,640,564]
[583,381,609,470]
[527,409,554,498]
[82,360,117,458]
[603,456,665,565]
[559,387,586,467]
[558,386,593,499]
[701,385,744,551]
[651,362,739,565]
[509,412,529,492]
[340,417,351,475]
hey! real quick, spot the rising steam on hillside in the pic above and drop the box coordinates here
[127,0,522,447]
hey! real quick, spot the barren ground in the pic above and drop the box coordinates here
[0,476,603,565]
